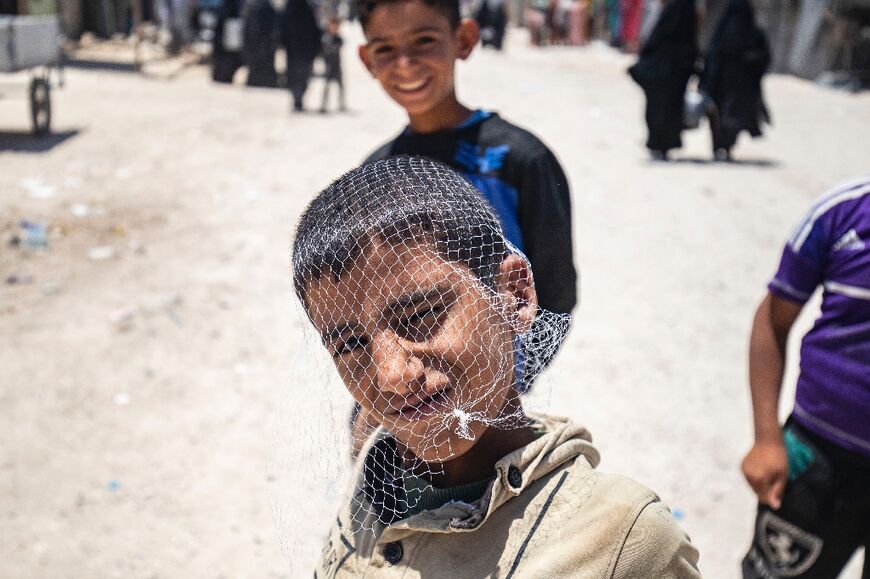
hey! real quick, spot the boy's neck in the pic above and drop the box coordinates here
[407,95,474,134]
[414,396,537,488]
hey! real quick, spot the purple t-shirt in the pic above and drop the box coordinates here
[768,176,870,458]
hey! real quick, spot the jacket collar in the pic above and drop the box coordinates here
[353,414,599,537]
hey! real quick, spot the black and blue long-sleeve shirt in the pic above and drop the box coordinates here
[366,110,577,315]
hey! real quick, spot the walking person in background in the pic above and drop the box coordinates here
[525,0,549,45]
[620,0,644,52]
[475,0,508,49]
[243,0,279,88]
[701,0,770,162]
[212,0,244,83]
[547,0,566,44]
[319,16,347,113]
[157,0,192,54]
[604,0,622,46]
[565,0,588,46]
[741,176,870,578]
[281,0,322,112]
[627,0,697,161]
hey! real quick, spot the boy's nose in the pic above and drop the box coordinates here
[396,51,415,70]
[371,332,425,396]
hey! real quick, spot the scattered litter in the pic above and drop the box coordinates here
[71,203,91,218]
[672,508,685,522]
[166,309,183,326]
[106,480,121,492]
[21,177,56,199]
[63,176,82,190]
[5,273,33,285]
[18,221,49,250]
[112,392,131,406]
[127,239,146,255]
[40,282,60,296]
[109,293,184,330]
[114,167,131,180]
[109,307,137,330]
[88,246,115,261]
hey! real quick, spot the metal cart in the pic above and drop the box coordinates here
[0,14,61,135]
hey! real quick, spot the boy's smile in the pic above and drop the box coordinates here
[305,239,532,464]
[358,0,479,133]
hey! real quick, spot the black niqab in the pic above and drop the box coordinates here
[701,0,770,150]
[281,0,322,109]
[243,0,279,87]
[281,0,322,62]
[628,0,698,153]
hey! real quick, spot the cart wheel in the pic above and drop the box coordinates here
[30,77,52,136]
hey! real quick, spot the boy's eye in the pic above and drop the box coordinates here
[334,336,368,357]
[398,304,446,338]
[407,305,441,323]
[415,35,435,45]
[373,45,393,55]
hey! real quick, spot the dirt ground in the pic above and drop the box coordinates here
[1,27,868,579]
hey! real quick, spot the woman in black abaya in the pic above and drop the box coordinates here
[701,0,770,161]
[212,0,244,84]
[243,0,280,88]
[475,0,508,50]
[281,0,322,111]
[628,0,698,160]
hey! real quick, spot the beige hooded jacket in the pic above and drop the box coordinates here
[316,415,701,578]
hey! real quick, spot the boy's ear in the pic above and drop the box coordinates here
[496,253,538,333]
[455,18,480,60]
[358,44,375,75]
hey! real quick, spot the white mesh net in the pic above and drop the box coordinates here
[271,156,570,571]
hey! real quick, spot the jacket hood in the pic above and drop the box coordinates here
[351,414,600,537]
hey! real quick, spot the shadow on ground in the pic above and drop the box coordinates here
[0,130,81,153]
[64,58,138,74]
[667,156,780,168]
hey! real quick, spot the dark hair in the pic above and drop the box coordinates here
[292,156,507,304]
[354,0,461,30]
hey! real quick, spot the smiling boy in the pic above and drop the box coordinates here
[355,0,577,317]
[293,157,700,578]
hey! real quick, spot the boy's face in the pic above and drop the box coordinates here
[358,0,478,118]
[305,239,536,463]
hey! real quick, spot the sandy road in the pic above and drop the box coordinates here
[1,27,868,578]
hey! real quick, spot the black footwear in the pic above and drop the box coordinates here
[714,148,731,162]
[650,149,669,161]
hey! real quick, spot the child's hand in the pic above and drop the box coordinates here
[741,440,788,509]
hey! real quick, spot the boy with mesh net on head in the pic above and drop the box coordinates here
[293,157,700,577]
